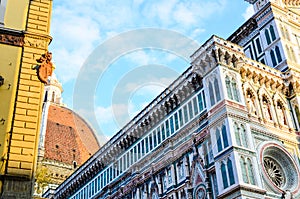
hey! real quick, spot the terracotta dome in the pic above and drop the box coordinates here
[34,74,101,196]
[44,104,100,165]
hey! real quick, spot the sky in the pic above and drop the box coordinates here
[48,0,254,145]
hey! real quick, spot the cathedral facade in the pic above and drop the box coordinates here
[50,0,300,199]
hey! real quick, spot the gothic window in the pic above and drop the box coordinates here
[222,125,228,148]
[174,112,179,131]
[216,124,229,152]
[221,158,235,189]
[234,123,241,146]
[193,98,199,115]
[188,101,194,120]
[270,45,282,67]
[216,129,222,152]
[225,76,239,102]
[265,25,276,45]
[169,116,175,135]
[178,161,185,180]
[183,105,189,123]
[232,81,239,101]
[270,50,277,67]
[240,124,248,148]
[214,78,221,102]
[153,131,157,148]
[208,77,221,107]
[167,168,172,184]
[265,29,271,45]
[275,46,282,63]
[227,159,235,185]
[240,156,256,185]
[247,158,255,185]
[240,157,249,183]
[221,162,228,189]
[225,77,233,99]
[209,81,215,105]
[270,25,276,41]
[255,38,262,54]
[162,175,167,191]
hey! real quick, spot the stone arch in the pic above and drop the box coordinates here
[260,91,275,122]
[190,159,205,188]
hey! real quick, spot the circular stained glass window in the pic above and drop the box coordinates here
[260,143,300,194]
[263,157,284,187]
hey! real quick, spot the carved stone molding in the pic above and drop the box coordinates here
[24,34,52,49]
[0,32,24,47]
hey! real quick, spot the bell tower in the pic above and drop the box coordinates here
[0,0,53,198]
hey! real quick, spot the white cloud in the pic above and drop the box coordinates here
[242,5,255,20]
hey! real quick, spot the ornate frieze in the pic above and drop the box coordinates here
[0,28,24,47]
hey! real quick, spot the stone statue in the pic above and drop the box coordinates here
[277,105,286,125]
[263,101,271,120]
[246,95,256,115]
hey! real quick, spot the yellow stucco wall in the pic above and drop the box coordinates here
[4,0,30,30]
[0,45,22,174]
[0,0,53,197]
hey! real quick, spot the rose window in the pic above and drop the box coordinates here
[263,157,284,187]
[260,143,300,194]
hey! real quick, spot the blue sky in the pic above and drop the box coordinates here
[49,0,254,144]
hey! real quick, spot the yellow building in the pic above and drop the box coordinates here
[0,0,53,198]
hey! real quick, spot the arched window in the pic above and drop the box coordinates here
[209,82,215,106]
[247,158,255,185]
[270,25,276,41]
[221,162,228,189]
[265,29,271,45]
[232,80,239,101]
[216,129,222,152]
[240,157,249,183]
[222,125,228,148]
[214,78,221,102]
[234,123,241,146]
[225,76,239,102]
[240,124,248,148]
[270,50,277,67]
[275,46,282,63]
[227,159,235,185]
[225,77,232,99]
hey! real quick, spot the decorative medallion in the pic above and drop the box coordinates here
[195,186,206,199]
[33,52,54,84]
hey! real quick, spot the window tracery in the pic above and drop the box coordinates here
[225,76,240,102]
[206,74,221,107]
[220,158,235,189]
[215,123,229,152]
